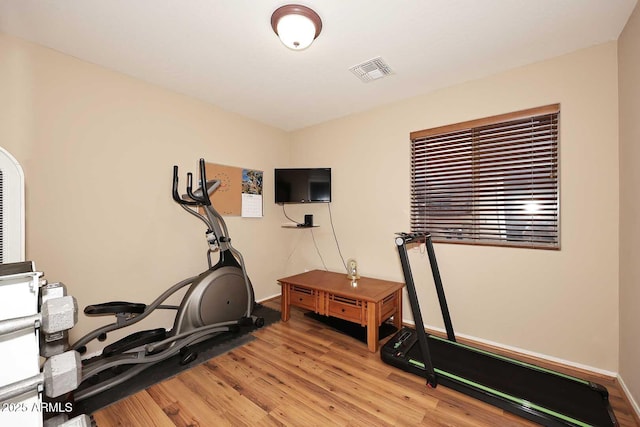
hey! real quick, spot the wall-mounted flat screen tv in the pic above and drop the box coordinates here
[275,168,331,204]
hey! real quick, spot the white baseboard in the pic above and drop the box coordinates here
[618,374,640,420]
[258,293,281,303]
[406,320,618,378]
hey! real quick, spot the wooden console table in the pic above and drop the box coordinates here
[278,270,404,352]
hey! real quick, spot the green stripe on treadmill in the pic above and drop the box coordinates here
[429,335,589,386]
[408,359,592,427]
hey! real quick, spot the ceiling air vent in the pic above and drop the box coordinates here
[349,57,393,83]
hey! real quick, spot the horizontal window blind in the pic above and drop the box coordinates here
[410,105,559,249]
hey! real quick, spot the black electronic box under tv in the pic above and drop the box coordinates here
[275,168,331,204]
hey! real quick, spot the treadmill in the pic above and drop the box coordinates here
[381,232,618,427]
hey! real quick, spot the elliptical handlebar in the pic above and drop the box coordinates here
[186,173,199,203]
[197,158,211,206]
[172,165,197,206]
[172,158,212,207]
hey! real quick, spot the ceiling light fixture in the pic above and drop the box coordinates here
[271,4,322,50]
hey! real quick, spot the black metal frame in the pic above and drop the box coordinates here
[394,233,438,387]
[386,232,618,427]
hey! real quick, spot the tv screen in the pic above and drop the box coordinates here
[275,168,331,204]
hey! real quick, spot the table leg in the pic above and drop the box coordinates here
[392,289,403,330]
[367,301,379,352]
[281,283,291,321]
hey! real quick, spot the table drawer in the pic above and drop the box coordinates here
[327,294,364,324]
[380,292,398,321]
[290,285,317,311]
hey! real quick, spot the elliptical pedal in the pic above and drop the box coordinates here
[179,347,197,365]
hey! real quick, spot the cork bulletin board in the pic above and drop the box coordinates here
[204,162,263,217]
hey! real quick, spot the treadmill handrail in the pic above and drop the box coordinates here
[395,233,438,388]
[395,232,456,341]
[424,235,456,342]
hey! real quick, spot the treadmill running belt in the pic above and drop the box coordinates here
[383,328,615,427]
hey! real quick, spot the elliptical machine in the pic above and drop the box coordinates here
[70,158,263,401]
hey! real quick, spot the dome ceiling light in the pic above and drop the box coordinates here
[271,4,322,50]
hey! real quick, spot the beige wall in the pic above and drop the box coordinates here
[0,33,291,351]
[0,28,628,378]
[290,42,620,371]
[619,1,640,410]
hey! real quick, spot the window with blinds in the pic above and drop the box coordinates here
[410,104,559,249]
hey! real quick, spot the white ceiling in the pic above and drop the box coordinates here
[0,1,636,131]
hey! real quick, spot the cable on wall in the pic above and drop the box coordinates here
[310,228,328,270]
[280,203,345,273]
[327,203,347,272]
[282,204,300,225]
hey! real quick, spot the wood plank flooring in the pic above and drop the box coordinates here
[93,298,639,426]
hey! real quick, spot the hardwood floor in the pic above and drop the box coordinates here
[93,298,639,426]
